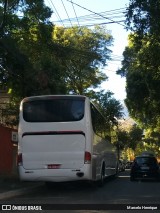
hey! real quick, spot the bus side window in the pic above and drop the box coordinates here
[90,103,110,139]
[90,104,96,133]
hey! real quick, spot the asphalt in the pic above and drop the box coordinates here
[0,174,42,200]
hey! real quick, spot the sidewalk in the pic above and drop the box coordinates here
[0,174,42,200]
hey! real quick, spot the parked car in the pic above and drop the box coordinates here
[130,155,160,181]
[125,161,133,169]
[118,160,125,172]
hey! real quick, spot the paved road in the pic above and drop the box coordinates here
[1,170,160,212]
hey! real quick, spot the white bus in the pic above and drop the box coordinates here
[18,95,118,186]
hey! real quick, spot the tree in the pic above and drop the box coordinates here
[116,129,129,160]
[126,0,160,39]
[117,0,160,128]
[0,0,67,126]
[0,0,67,98]
[128,124,143,151]
[0,1,121,128]
[91,90,124,125]
[140,128,160,157]
[53,25,113,95]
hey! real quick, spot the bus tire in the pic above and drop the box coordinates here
[115,164,119,177]
[97,163,105,187]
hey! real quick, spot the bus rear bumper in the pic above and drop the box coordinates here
[18,165,92,182]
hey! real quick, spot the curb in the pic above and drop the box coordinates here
[0,183,43,200]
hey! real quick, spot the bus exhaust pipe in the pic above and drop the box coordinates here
[76,172,84,177]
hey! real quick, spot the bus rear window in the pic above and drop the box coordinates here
[23,99,84,122]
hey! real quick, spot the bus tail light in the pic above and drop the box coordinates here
[17,153,23,166]
[84,151,91,164]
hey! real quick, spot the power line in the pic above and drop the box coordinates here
[65,0,126,28]
[70,0,81,28]
[60,0,73,27]
[80,20,125,28]
[54,16,126,27]
[57,8,126,23]
[48,0,65,27]
[46,1,126,28]
[54,14,126,28]
[53,6,126,28]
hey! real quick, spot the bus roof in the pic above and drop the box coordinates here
[22,95,87,102]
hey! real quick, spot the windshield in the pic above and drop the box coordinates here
[136,157,157,166]
[23,98,84,122]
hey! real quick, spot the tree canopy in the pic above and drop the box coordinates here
[116,0,160,159]
[0,0,124,127]
[117,0,160,129]
[125,0,160,39]
[52,25,112,95]
[92,90,124,125]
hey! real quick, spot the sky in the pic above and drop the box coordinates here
[44,0,129,102]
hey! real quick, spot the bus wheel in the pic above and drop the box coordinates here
[114,164,119,178]
[97,165,105,187]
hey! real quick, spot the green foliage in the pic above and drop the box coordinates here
[113,120,144,158]
[126,0,160,38]
[119,34,160,128]
[141,128,160,157]
[117,0,160,129]
[0,0,67,99]
[128,124,143,151]
[53,25,113,95]
[1,97,20,126]
[115,122,143,157]
[0,0,67,126]
[117,129,129,150]
[0,1,122,128]
[91,90,124,125]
